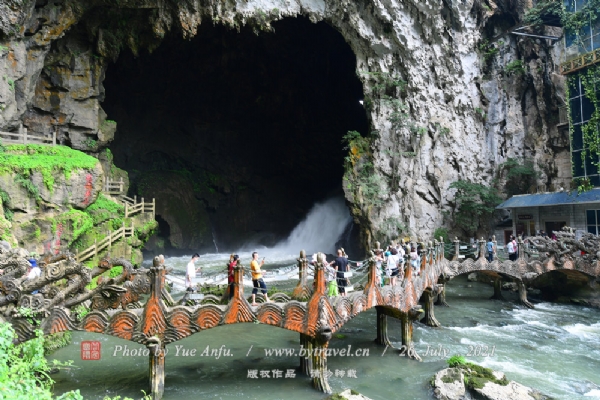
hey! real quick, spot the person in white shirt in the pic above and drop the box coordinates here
[186,253,201,291]
[27,259,41,280]
[386,248,401,286]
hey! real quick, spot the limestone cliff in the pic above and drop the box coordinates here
[0,0,569,249]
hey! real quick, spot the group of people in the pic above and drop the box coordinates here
[373,241,421,287]
[316,248,351,298]
[187,251,271,306]
[485,236,519,262]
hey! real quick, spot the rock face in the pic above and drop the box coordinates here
[0,0,569,249]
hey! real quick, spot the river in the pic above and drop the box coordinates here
[50,252,600,399]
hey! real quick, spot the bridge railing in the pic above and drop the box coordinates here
[0,124,57,146]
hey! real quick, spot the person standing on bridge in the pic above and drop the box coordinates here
[228,254,239,300]
[333,249,350,296]
[486,238,495,262]
[250,251,270,306]
[186,253,201,291]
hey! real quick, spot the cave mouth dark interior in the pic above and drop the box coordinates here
[102,17,369,254]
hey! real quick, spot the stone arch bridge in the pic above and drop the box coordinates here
[1,229,599,399]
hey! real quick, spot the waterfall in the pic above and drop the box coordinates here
[210,220,219,253]
[273,196,351,255]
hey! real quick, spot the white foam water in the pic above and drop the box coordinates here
[273,196,351,255]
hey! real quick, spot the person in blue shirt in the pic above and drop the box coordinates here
[486,238,495,262]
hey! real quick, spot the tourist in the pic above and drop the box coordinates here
[410,246,419,275]
[27,258,41,280]
[386,248,401,286]
[228,254,239,299]
[333,249,350,296]
[507,236,516,261]
[511,236,518,259]
[486,238,495,262]
[250,251,270,306]
[374,249,385,287]
[323,255,339,297]
[185,253,201,291]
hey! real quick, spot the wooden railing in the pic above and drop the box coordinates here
[103,177,125,195]
[76,222,135,263]
[560,48,600,75]
[0,124,56,145]
[123,196,155,219]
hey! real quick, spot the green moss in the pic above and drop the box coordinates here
[54,209,94,246]
[0,188,12,221]
[0,144,98,191]
[458,362,509,390]
[43,331,72,355]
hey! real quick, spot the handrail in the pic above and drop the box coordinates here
[124,196,155,219]
[103,177,124,194]
[0,124,56,146]
[76,222,135,263]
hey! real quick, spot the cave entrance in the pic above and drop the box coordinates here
[102,17,369,254]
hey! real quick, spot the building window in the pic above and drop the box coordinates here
[565,0,600,54]
[586,209,600,234]
[570,76,600,186]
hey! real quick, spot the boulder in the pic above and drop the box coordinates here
[432,368,466,400]
[474,380,549,400]
[329,389,373,400]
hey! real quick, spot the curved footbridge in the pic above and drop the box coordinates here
[2,232,600,399]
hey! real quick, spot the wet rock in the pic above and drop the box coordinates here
[474,380,550,400]
[328,389,373,400]
[502,282,518,291]
[433,368,466,400]
[467,273,478,282]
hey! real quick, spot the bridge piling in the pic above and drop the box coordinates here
[400,307,423,361]
[490,277,505,300]
[148,338,165,400]
[517,280,534,309]
[434,283,450,306]
[375,306,392,346]
[420,287,441,327]
[299,333,313,375]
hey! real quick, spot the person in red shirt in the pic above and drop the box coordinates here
[228,254,239,299]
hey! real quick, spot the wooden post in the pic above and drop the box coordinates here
[119,177,124,193]
[375,306,392,346]
[152,198,156,218]
[517,279,534,309]
[420,287,441,327]
[299,333,313,375]
[479,237,486,260]
[52,127,57,145]
[108,231,111,251]
[94,239,97,258]
[490,278,504,300]
[400,307,423,361]
[453,237,460,261]
[292,250,311,301]
[19,124,24,144]
[149,342,166,400]
[125,202,129,218]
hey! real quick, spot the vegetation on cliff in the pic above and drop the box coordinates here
[0,144,98,193]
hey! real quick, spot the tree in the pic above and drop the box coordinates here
[449,180,502,237]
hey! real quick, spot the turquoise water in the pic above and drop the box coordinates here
[50,262,600,399]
